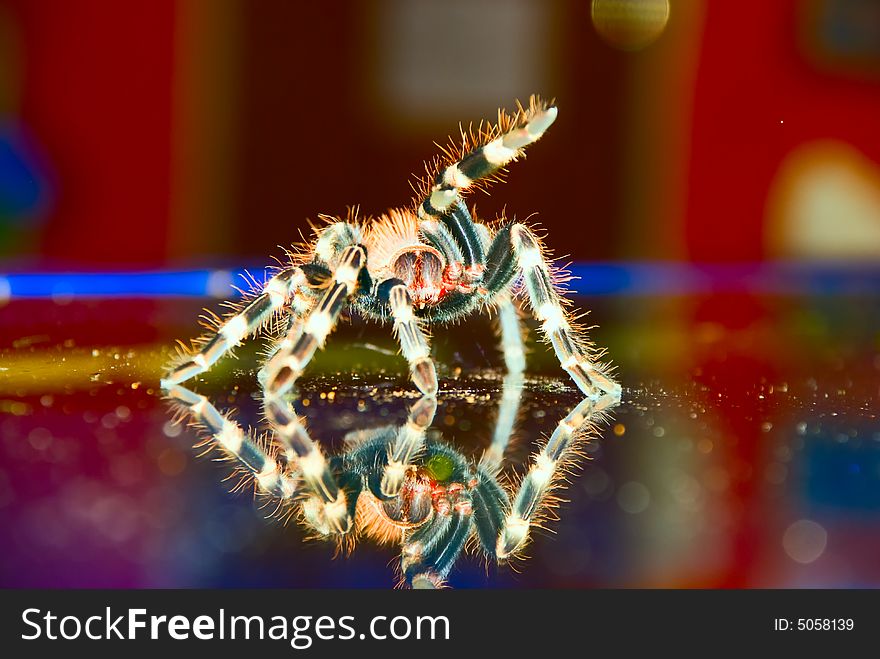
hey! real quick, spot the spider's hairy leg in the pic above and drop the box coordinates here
[397,444,476,588]
[418,217,464,266]
[256,263,329,389]
[496,293,526,373]
[314,220,363,265]
[480,296,526,473]
[471,298,521,555]
[419,204,488,299]
[378,279,438,397]
[161,266,306,389]
[262,245,368,535]
[165,383,298,501]
[264,397,351,534]
[264,245,367,398]
[416,96,557,224]
[470,466,510,560]
[496,392,616,560]
[403,506,473,589]
[258,317,305,391]
[509,224,621,400]
[380,393,437,498]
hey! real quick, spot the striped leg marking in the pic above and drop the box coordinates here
[510,224,622,401]
[382,280,438,396]
[162,267,306,389]
[264,398,351,534]
[417,100,558,221]
[161,267,306,503]
[419,218,464,266]
[496,393,616,560]
[261,246,367,534]
[257,312,308,392]
[264,245,367,399]
[403,504,474,589]
[381,395,437,498]
[166,383,298,501]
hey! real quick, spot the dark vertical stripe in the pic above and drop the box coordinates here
[348,245,367,270]
[471,470,509,558]
[237,438,269,474]
[440,203,484,266]
[420,222,462,265]
[377,278,406,305]
[515,475,543,520]
[400,320,420,342]
[526,268,554,305]
[317,282,347,314]
[484,225,517,295]
[242,293,275,326]
[429,511,472,579]
[551,329,577,358]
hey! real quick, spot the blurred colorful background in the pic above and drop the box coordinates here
[0,0,879,588]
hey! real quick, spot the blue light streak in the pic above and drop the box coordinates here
[1,263,878,300]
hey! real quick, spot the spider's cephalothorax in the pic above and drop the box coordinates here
[161,96,622,587]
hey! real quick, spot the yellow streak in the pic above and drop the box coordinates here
[0,344,170,395]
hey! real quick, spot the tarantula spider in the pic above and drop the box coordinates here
[303,388,611,588]
[161,96,621,587]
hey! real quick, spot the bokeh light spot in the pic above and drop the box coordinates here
[591,0,670,51]
[617,481,651,514]
[782,519,828,564]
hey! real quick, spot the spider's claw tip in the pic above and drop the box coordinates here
[530,105,558,137]
[496,516,530,561]
[410,572,443,589]
[412,358,438,396]
[331,513,354,535]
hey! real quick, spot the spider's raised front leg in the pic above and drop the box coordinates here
[416,97,557,233]
[161,267,306,502]
[262,244,368,534]
[416,96,557,290]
